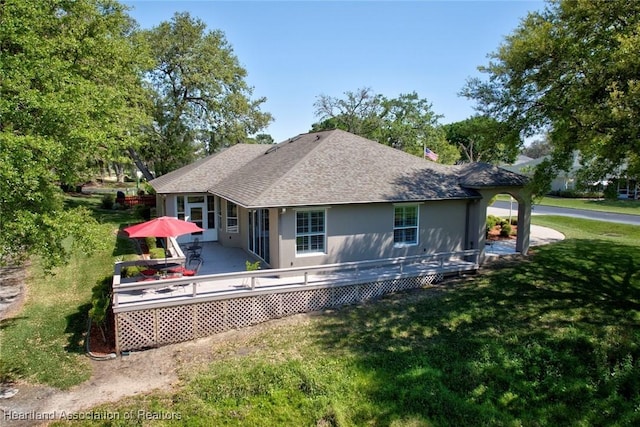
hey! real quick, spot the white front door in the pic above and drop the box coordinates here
[176,195,218,243]
[186,203,205,239]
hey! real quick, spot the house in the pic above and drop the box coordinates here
[502,154,580,192]
[150,130,531,268]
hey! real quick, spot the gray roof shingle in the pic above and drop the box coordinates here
[150,129,528,207]
[150,144,267,194]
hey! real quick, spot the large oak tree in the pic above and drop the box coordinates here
[0,0,149,268]
[462,0,640,193]
[139,12,273,176]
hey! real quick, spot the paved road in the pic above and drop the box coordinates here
[492,200,640,226]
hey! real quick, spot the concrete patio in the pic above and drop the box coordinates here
[186,241,263,275]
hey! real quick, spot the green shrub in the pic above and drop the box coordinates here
[500,223,513,237]
[134,204,151,221]
[88,277,112,326]
[486,215,501,236]
[246,260,261,271]
[149,247,166,259]
[121,265,144,278]
[142,182,156,195]
[486,215,500,229]
[101,193,115,209]
[145,236,157,250]
[549,189,605,199]
[603,182,619,200]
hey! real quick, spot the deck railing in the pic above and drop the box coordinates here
[112,249,480,312]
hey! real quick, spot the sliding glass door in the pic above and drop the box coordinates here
[248,209,270,264]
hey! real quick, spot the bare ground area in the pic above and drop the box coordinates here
[0,264,27,321]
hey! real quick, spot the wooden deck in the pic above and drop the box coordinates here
[112,244,480,353]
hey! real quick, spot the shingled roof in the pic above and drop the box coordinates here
[150,144,267,194]
[150,129,527,208]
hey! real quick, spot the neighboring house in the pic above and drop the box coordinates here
[616,178,639,200]
[504,153,639,198]
[150,129,531,268]
[502,155,580,192]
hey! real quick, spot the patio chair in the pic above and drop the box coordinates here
[183,257,203,276]
[124,239,160,277]
[186,241,202,264]
[164,257,202,277]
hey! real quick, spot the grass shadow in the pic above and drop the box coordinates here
[0,317,28,330]
[64,302,92,354]
[309,239,640,425]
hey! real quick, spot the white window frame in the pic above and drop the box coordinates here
[295,209,326,255]
[393,204,419,247]
[226,200,239,233]
[176,195,185,220]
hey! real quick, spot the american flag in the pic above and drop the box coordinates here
[424,147,439,162]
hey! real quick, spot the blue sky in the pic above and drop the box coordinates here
[123,0,544,142]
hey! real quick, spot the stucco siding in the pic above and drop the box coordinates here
[277,201,468,268]
[268,208,279,268]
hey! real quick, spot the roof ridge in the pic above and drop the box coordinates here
[244,130,336,206]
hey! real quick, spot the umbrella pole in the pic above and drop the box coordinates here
[165,237,169,267]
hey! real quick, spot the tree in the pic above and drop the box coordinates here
[140,12,273,175]
[443,116,521,164]
[0,0,148,268]
[372,93,459,163]
[522,136,552,159]
[312,88,458,163]
[313,87,384,136]
[461,0,640,194]
[253,134,275,145]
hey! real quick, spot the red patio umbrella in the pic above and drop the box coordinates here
[124,216,204,265]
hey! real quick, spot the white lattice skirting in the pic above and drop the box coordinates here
[115,273,443,352]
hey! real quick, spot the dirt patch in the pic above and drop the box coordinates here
[0,263,28,321]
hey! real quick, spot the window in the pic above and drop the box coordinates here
[394,205,418,245]
[226,201,238,233]
[187,195,205,203]
[296,210,325,254]
[176,196,185,220]
[207,196,216,229]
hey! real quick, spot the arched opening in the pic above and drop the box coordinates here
[469,189,531,259]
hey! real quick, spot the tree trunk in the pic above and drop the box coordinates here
[113,163,125,183]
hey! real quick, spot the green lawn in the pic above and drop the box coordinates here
[496,194,640,215]
[51,215,640,426]
[3,196,639,425]
[0,196,138,389]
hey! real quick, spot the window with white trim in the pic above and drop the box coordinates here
[296,210,325,254]
[394,205,418,245]
[226,201,238,233]
[176,196,185,220]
